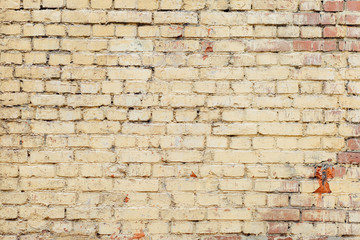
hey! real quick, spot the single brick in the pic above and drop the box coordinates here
[323,1,344,11]
[347,138,360,151]
[347,1,360,11]
[302,210,346,222]
[294,40,337,51]
[257,209,300,221]
[338,152,360,164]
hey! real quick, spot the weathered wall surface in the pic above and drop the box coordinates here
[1,0,360,239]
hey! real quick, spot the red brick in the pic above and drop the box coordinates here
[347,138,360,151]
[302,210,346,222]
[340,41,360,51]
[344,14,360,24]
[294,40,337,51]
[247,40,292,52]
[338,152,360,164]
[323,1,344,11]
[268,222,288,234]
[294,13,320,25]
[323,27,336,37]
[334,166,346,178]
[347,1,360,11]
[347,27,360,37]
[324,26,345,38]
[257,208,300,221]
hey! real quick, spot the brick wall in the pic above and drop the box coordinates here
[1,0,360,239]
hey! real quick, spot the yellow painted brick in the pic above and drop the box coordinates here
[298,136,321,149]
[68,178,112,191]
[0,80,20,92]
[91,0,112,8]
[42,0,64,7]
[45,24,66,36]
[20,178,65,190]
[75,150,115,163]
[68,25,91,37]
[0,207,18,219]
[230,25,253,37]
[31,121,74,134]
[109,40,153,52]
[56,164,79,177]
[20,165,55,178]
[24,24,44,36]
[66,0,89,8]
[0,165,18,177]
[61,39,107,51]
[23,0,40,8]
[30,151,73,163]
[93,24,115,37]
[108,11,152,23]
[208,208,251,220]
[246,67,290,80]
[200,12,246,25]
[294,67,335,80]
[32,10,61,22]
[114,0,136,8]
[23,52,46,64]
[20,80,43,92]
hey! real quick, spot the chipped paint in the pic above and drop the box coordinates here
[314,159,334,194]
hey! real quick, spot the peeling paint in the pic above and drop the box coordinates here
[129,230,145,240]
[190,171,197,178]
[314,159,334,194]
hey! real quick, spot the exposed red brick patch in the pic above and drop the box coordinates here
[268,222,288,234]
[201,41,213,51]
[347,1,360,11]
[205,46,213,52]
[129,230,145,240]
[347,138,360,151]
[338,152,360,164]
[202,41,214,60]
[257,209,300,221]
[323,1,344,12]
[294,40,336,51]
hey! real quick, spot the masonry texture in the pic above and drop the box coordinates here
[2,0,360,239]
